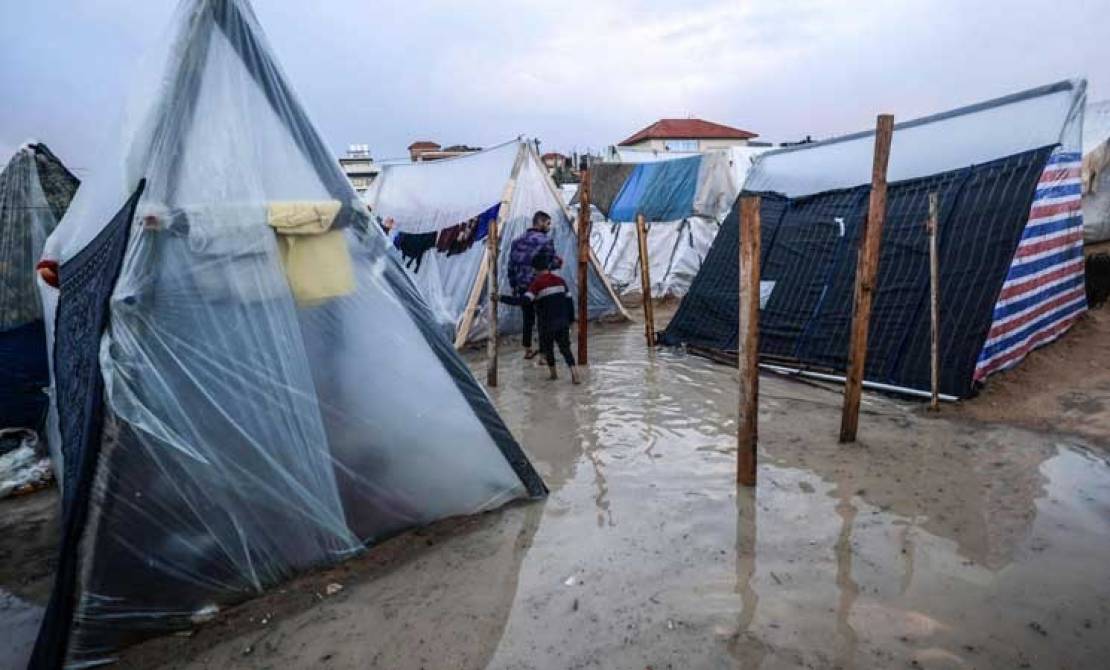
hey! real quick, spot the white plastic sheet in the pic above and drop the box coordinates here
[0,147,56,331]
[745,80,1086,197]
[368,141,623,342]
[1083,99,1110,242]
[585,148,759,298]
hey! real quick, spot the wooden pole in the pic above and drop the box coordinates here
[634,213,655,347]
[927,191,940,412]
[577,165,591,365]
[487,213,500,387]
[738,196,761,487]
[455,250,489,349]
[839,114,894,443]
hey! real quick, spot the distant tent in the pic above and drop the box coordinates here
[0,143,78,436]
[662,80,1088,398]
[31,1,545,667]
[365,140,628,346]
[584,147,763,298]
[1082,99,1110,242]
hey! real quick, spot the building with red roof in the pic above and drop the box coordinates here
[618,118,758,153]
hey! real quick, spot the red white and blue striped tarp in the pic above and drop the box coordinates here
[975,150,1086,381]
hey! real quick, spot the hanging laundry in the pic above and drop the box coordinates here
[436,222,465,253]
[445,203,499,256]
[393,231,437,272]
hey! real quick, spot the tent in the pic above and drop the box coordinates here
[365,140,627,347]
[31,1,546,666]
[0,143,78,438]
[1082,99,1110,242]
[662,80,1088,398]
[584,147,762,298]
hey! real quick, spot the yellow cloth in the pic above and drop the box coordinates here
[267,201,355,306]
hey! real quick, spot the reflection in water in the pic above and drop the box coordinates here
[834,484,860,669]
[732,487,766,668]
[1,588,44,668]
[573,374,612,527]
[899,517,918,596]
[45,318,1110,669]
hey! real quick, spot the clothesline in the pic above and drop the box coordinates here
[391,203,500,273]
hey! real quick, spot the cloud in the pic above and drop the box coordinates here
[0,0,1107,168]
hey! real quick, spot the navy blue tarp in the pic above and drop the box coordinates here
[660,146,1054,397]
[0,320,49,430]
[31,182,143,670]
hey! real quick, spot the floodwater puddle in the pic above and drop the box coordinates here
[477,321,1110,669]
[16,316,1110,668]
[1,588,43,669]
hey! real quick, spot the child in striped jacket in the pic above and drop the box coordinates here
[523,252,580,384]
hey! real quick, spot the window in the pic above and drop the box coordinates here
[665,139,697,152]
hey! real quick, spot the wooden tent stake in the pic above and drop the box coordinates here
[839,114,894,443]
[927,191,940,412]
[738,196,761,487]
[577,167,591,365]
[634,213,655,347]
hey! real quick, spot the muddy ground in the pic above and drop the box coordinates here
[3,303,1109,670]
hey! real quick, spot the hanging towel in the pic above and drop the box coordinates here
[267,201,355,306]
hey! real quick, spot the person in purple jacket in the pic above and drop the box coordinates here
[509,211,559,358]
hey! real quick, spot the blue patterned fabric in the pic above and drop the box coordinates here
[31,181,143,670]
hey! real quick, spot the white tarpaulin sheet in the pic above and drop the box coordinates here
[587,147,762,298]
[365,141,520,235]
[745,80,1086,198]
[1083,99,1110,242]
[367,141,623,341]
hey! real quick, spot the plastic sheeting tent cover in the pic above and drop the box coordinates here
[1083,99,1110,242]
[584,149,758,299]
[0,144,76,434]
[31,1,545,666]
[365,140,625,342]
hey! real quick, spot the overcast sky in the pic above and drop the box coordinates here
[2,0,1108,174]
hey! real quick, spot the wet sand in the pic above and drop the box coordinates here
[953,306,1110,447]
[4,314,1110,669]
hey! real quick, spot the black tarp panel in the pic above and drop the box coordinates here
[893,149,1054,393]
[760,191,866,359]
[0,320,49,430]
[660,146,1054,397]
